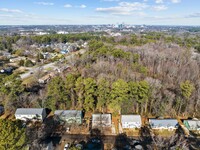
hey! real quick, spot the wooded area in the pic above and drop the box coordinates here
[0,33,200,117]
[1,32,200,149]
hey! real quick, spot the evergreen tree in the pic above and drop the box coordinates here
[0,119,27,150]
[45,76,68,111]
[75,77,85,108]
[110,79,129,114]
[83,78,97,111]
[97,78,110,112]
[65,73,79,108]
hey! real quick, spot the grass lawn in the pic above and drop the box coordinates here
[153,129,176,137]
[22,76,36,85]
[123,128,140,136]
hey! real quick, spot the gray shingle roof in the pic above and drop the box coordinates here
[149,119,178,128]
[54,110,82,118]
[15,108,45,115]
[121,115,141,123]
[92,114,112,127]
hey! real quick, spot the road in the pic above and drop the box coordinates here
[20,49,86,80]
[20,62,56,79]
[61,134,135,143]
[57,133,140,150]
[56,133,200,150]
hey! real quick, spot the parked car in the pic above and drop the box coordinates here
[0,106,4,116]
[64,143,69,150]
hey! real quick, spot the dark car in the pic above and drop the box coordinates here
[0,106,4,116]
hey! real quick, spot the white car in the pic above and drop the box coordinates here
[64,143,69,150]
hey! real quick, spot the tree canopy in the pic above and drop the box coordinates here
[0,119,27,150]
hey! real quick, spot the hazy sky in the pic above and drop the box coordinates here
[0,0,200,25]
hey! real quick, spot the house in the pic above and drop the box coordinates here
[183,120,200,131]
[0,106,4,115]
[15,108,46,121]
[60,50,69,54]
[149,119,178,130]
[54,110,82,124]
[9,57,26,63]
[38,72,56,84]
[2,52,11,58]
[121,115,142,128]
[57,31,68,34]
[42,52,51,59]
[92,114,112,128]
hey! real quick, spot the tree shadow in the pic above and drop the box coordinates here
[25,84,43,93]
[114,133,130,150]
[187,137,200,150]
[139,126,153,149]
[175,125,185,135]
[85,128,104,150]
[45,108,51,116]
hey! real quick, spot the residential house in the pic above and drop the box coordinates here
[68,44,78,52]
[2,52,12,58]
[57,31,68,34]
[54,110,82,124]
[149,119,178,130]
[121,115,142,128]
[60,50,69,54]
[42,52,51,59]
[10,56,26,63]
[38,72,56,84]
[183,120,200,131]
[15,108,46,121]
[92,114,112,128]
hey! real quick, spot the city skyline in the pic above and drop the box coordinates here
[0,0,200,25]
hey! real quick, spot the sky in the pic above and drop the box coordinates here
[0,0,200,25]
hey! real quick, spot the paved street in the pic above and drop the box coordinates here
[20,49,86,80]
[20,62,56,79]
[56,133,140,150]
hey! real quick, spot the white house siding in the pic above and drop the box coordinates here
[15,114,42,121]
[122,122,141,128]
[121,115,142,129]
[15,108,46,121]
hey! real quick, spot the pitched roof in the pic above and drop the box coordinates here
[92,114,111,121]
[183,120,200,130]
[15,108,45,115]
[54,110,82,118]
[121,115,141,123]
[92,114,111,126]
[149,119,178,128]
